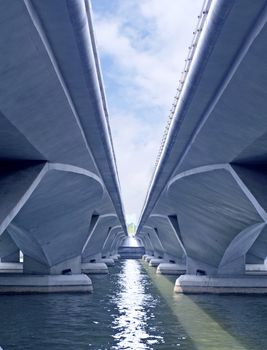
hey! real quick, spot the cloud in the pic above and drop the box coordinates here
[110,110,163,216]
[91,0,202,223]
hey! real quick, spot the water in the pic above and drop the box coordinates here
[1,260,267,349]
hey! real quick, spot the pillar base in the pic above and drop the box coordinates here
[0,262,23,273]
[110,255,119,261]
[98,258,115,266]
[82,262,108,274]
[157,263,186,275]
[145,255,154,263]
[246,264,267,274]
[149,258,164,267]
[0,274,92,294]
[174,274,267,294]
[23,255,82,275]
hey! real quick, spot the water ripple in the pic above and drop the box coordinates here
[111,260,163,349]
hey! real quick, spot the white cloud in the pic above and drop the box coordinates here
[110,110,163,216]
[91,0,203,223]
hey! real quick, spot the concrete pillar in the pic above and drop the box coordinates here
[23,255,82,275]
[82,214,120,263]
[1,251,20,263]
[0,230,20,263]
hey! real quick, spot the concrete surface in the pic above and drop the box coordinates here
[157,263,186,275]
[0,0,127,285]
[175,275,267,294]
[149,258,165,267]
[82,262,108,274]
[137,0,267,279]
[98,258,115,267]
[0,262,23,273]
[0,274,92,294]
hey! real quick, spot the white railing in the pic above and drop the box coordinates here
[151,0,212,176]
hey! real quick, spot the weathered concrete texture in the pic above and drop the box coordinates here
[174,275,267,294]
[157,263,186,275]
[82,263,108,274]
[0,274,92,294]
[0,262,23,273]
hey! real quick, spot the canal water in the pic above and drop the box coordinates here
[0,260,267,349]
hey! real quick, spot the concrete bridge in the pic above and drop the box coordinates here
[0,0,126,292]
[137,0,267,293]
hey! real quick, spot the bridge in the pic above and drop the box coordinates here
[1,0,267,295]
[137,0,267,293]
[0,0,127,292]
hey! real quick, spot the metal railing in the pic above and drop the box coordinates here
[151,0,212,178]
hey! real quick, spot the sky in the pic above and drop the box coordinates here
[91,0,203,224]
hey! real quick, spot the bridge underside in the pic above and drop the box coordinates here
[0,0,126,292]
[138,0,267,293]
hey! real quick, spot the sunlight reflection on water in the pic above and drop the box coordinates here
[111,260,163,349]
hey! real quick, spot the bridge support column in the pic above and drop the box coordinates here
[23,255,82,275]
[1,251,19,263]
[174,223,267,294]
[174,275,267,294]
[82,262,108,274]
[0,274,92,294]
[0,230,22,273]
[0,255,93,294]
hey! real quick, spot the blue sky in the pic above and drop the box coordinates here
[91,0,203,224]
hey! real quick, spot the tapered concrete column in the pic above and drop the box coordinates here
[82,214,120,263]
[147,215,186,263]
[1,251,20,263]
[23,255,82,275]
[0,231,20,263]
[82,253,102,263]
[101,226,123,257]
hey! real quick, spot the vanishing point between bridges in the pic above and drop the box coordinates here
[1,0,267,349]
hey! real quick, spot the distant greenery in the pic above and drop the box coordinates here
[127,223,136,234]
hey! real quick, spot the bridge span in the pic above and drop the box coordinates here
[0,0,127,292]
[137,0,267,293]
